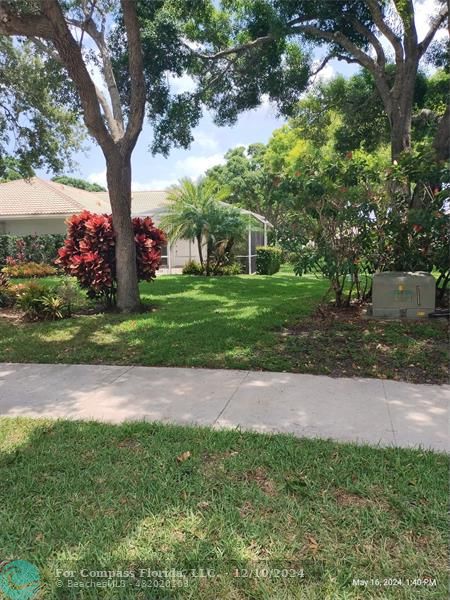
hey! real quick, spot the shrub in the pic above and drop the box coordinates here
[0,234,66,265]
[56,211,165,306]
[182,260,204,275]
[0,272,12,307]
[219,262,242,275]
[14,281,69,320]
[256,246,283,275]
[15,281,51,320]
[2,262,57,278]
[54,277,83,316]
[38,295,68,321]
[182,260,242,276]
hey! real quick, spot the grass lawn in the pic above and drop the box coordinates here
[0,418,447,599]
[0,268,447,382]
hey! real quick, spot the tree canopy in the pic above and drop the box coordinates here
[51,175,106,192]
[0,37,81,178]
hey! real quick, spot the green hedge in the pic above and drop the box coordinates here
[256,246,283,275]
[0,234,65,266]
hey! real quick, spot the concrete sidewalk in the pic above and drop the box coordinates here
[0,363,448,452]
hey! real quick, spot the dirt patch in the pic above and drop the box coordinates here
[243,467,278,496]
[334,488,392,511]
[117,438,142,451]
[279,303,449,384]
[0,308,23,323]
[334,489,374,508]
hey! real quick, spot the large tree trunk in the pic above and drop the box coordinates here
[390,106,413,161]
[389,67,416,161]
[106,151,140,312]
[433,104,450,161]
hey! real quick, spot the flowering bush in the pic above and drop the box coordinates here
[2,262,57,278]
[56,211,165,306]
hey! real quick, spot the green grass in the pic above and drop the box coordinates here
[0,270,328,371]
[0,269,447,382]
[0,418,447,599]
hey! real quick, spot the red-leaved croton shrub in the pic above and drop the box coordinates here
[56,211,165,306]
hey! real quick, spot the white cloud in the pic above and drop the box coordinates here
[175,153,225,179]
[315,63,335,82]
[193,130,219,150]
[132,178,177,191]
[88,152,225,192]
[167,72,197,93]
[87,168,107,188]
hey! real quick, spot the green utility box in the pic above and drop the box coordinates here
[371,271,435,318]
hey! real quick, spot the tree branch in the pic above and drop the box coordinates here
[66,15,124,133]
[40,0,115,154]
[417,3,448,57]
[30,33,121,139]
[364,0,404,64]
[290,23,392,114]
[310,53,335,77]
[351,18,386,69]
[120,0,146,155]
[0,2,53,38]
[395,0,417,58]
[185,35,274,60]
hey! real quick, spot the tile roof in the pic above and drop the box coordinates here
[0,179,271,224]
[95,190,169,215]
[0,177,110,217]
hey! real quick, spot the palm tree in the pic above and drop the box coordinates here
[160,178,246,275]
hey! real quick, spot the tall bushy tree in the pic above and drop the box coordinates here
[0,37,81,178]
[200,0,448,161]
[205,144,289,228]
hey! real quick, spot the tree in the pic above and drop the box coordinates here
[204,0,448,161]
[205,144,289,228]
[51,175,106,192]
[160,178,246,276]
[0,37,80,179]
[0,158,35,182]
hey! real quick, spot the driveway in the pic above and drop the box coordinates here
[0,363,447,452]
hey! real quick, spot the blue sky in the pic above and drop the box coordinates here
[37,0,439,191]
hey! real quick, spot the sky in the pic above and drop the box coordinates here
[37,0,443,191]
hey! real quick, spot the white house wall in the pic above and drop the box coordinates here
[170,238,200,267]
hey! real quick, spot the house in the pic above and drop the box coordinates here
[0,177,270,273]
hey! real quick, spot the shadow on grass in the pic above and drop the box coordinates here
[0,275,328,371]
[0,419,448,599]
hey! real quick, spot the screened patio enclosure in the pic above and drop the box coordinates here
[133,205,272,274]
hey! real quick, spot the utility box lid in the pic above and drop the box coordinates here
[372,271,435,318]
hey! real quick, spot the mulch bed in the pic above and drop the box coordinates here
[279,303,449,384]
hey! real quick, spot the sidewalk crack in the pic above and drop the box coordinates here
[381,379,397,445]
[106,365,135,386]
[213,371,250,425]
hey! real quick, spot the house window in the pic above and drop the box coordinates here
[0,221,5,234]
[160,244,168,267]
